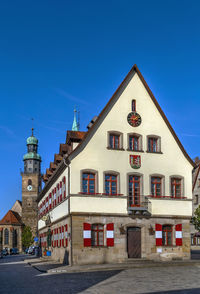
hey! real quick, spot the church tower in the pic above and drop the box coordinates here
[21,129,42,237]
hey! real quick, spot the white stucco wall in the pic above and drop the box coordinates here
[69,72,193,217]
[70,196,127,214]
[38,168,69,229]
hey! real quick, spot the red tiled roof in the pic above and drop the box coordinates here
[0,210,22,225]
[66,131,86,143]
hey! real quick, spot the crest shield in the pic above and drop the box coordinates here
[130,155,141,169]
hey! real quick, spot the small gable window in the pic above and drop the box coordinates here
[147,136,161,153]
[128,133,142,151]
[108,131,123,150]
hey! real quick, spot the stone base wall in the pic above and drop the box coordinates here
[39,217,70,264]
[71,215,191,265]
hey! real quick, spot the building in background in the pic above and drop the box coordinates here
[38,65,194,265]
[0,201,23,252]
[21,129,42,238]
[191,158,200,247]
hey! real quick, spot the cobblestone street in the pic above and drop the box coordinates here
[82,265,200,294]
[1,255,200,293]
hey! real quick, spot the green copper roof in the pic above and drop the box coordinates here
[26,136,38,145]
[72,109,79,131]
[23,152,41,161]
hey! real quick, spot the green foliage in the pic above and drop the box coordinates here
[191,206,200,232]
[22,226,34,248]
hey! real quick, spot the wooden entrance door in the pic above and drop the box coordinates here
[127,227,141,258]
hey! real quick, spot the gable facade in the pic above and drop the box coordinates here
[38,65,194,264]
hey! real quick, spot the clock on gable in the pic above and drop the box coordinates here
[127,99,142,127]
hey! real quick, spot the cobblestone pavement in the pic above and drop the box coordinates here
[82,265,200,294]
[1,255,200,293]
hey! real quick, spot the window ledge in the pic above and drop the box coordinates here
[147,195,187,200]
[146,151,163,154]
[107,147,125,151]
[127,149,144,152]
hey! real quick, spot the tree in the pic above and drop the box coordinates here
[191,206,200,232]
[22,226,34,249]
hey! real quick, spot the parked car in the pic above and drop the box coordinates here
[2,249,8,256]
[10,248,19,255]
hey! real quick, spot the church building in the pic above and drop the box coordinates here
[38,65,194,265]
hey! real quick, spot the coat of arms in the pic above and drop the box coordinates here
[130,155,141,169]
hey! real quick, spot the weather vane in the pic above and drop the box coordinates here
[31,118,34,136]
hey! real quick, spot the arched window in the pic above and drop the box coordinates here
[12,230,17,247]
[162,225,172,246]
[91,224,104,246]
[28,179,32,186]
[4,229,9,245]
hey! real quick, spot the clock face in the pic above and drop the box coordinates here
[127,112,142,127]
[27,185,32,191]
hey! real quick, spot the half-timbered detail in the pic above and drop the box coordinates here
[37,65,194,265]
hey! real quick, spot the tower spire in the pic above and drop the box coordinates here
[72,108,79,131]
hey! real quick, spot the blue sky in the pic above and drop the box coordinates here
[0,0,200,219]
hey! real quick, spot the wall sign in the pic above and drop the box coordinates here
[130,155,141,169]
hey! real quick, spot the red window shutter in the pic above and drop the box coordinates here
[46,196,49,213]
[51,230,53,247]
[62,226,64,247]
[175,224,182,246]
[57,184,60,203]
[155,224,162,246]
[63,177,66,198]
[60,181,62,202]
[49,193,52,210]
[56,228,58,247]
[55,188,57,206]
[59,227,61,247]
[106,223,114,247]
[83,223,91,247]
[54,229,56,247]
[65,224,68,247]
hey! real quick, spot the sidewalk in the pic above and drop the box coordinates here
[24,257,200,274]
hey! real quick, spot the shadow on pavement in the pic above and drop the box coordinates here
[37,270,122,294]
[150,288,200,294]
